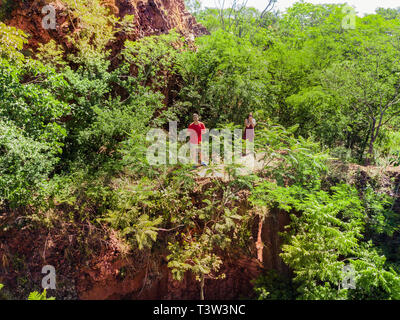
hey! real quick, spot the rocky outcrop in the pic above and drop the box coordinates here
[2,0,208,50]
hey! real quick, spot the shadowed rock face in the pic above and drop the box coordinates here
[3,0,208,50]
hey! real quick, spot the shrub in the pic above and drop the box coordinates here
[0,58,69,154]
[0,121,58,207]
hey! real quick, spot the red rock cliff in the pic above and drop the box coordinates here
[2,0,208,49]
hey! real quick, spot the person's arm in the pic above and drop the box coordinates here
[245,119,250,128]
[188,123,196,141]
[252,119,256,127]
[201,122,206,134]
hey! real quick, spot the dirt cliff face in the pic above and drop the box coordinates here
[3,0,208,50]
[0,182,290,300]
[76,210,290,300]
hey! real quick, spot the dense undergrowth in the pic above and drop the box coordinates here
[1,0,400,300]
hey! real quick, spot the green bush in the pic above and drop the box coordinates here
[0,121,58,207]
[253,270,297,300]
[0,59,69,154]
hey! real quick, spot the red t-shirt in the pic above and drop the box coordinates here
[188,122,206,144]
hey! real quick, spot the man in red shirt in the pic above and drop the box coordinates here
[188,113,207,167]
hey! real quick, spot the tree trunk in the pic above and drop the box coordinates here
[366,139,374,165]
[367,116,384,166]
[200,276,205,300]
[359,130,370,163]
[365,119,377,166]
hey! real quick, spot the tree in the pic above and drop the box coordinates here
[375,7,400,20]
[174,29,268,127]
[167,233,225,300]
[198,0,276,40]
[323,38,400,164]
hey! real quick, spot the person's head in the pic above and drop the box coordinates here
[248,112,253,120]
[193,113,199,122]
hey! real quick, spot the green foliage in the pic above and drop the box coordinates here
[322,38,400,163]
[251,182,400,299]
[55,29,170,169]
[63,0,119,63]
[187,2,400,165]
[254,123,329,186]
[0,59,69,154]
[122,30,183,89]
[0,284,55,300]
[36,40,67,69]
[0,22,27,62]
[174,29,268,127]
[0,120,58,207]
[167,233,224,282]
[167,233,225,299]
[0,47,69,206]
[363,187,399,237]
[43,167,118,221]
[27,290,55,300]
[184,0,201,16]
[375,130,400,166]
[102,180,164,250]
[165,178,250,299]
[376,7,400,20]
[101,172,197,250]
[253,270,296,300]
[196,4,276,42]
[73,86,163,167]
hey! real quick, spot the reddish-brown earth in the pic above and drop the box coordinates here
[0,180,290,300]
[76,209,290,300]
